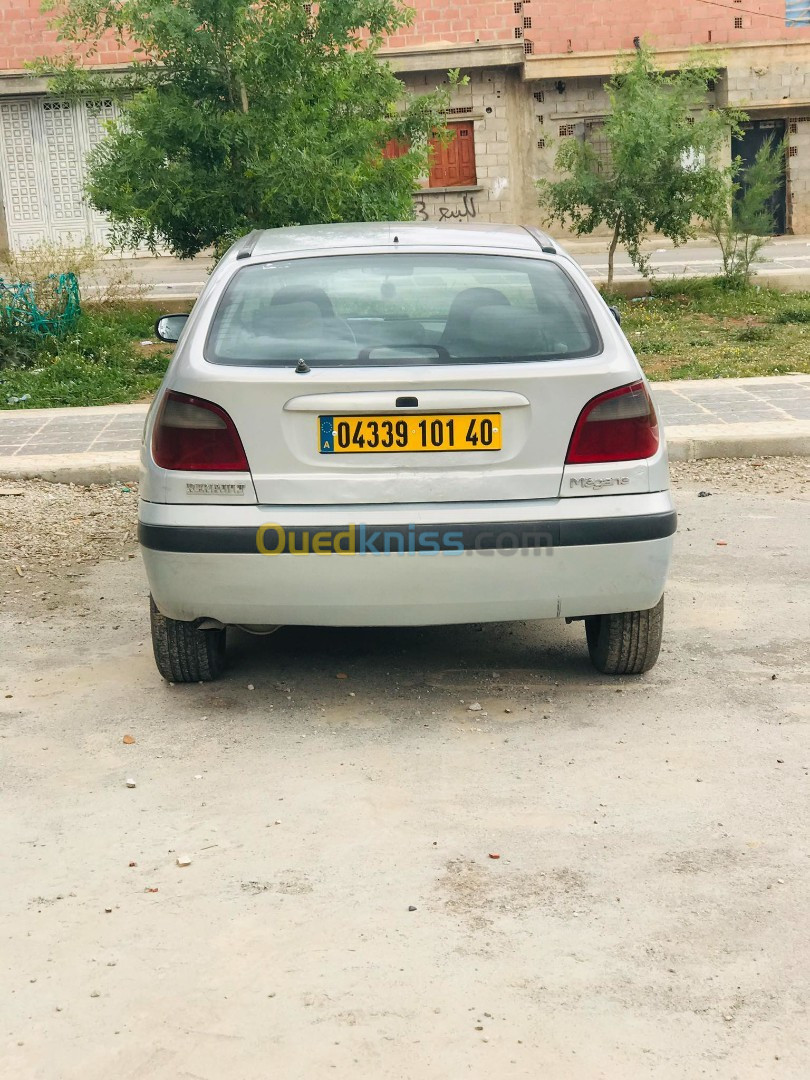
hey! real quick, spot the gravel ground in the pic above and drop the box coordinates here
[0,480,139,571]
[670,455,810,494]
[0,481,140,618]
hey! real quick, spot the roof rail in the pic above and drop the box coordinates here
[522,225,557,255]
[234,229,262,261]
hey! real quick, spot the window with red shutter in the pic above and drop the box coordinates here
[428,122,477,188]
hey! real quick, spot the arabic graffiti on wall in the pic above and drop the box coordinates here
[414,191,478,223]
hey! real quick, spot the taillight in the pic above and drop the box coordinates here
[152,390,249,471]
[566,381,659,464]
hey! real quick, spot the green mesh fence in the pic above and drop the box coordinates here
[0,271,81,337]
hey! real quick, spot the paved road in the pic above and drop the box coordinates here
[0,460,808,1079]
[575,236,810,282]
[94,237,810,298]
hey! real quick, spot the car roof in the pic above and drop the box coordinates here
[246,221,556,258]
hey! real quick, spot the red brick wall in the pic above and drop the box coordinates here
[0,0,134,72]
[385,0,518,49]
[521,0,810,54]
[0,0,517,70]
[1,0,808,72]
[388,0,810,53]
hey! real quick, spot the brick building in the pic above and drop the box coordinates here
[1,0,810,250]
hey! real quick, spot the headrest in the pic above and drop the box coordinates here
[269,286,335,319]
[266,300,324,335]
[465,306,548,356]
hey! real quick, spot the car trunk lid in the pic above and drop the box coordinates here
[171,356,634,505]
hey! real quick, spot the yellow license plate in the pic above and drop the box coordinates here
[319,413,502,454]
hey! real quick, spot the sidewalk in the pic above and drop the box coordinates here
[1,376,809,484]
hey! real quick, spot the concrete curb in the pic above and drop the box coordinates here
[2,423,809,484]
[666,422,810,461]
[0,452,140,485]
[0,403,148,419]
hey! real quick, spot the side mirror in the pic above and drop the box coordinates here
[155,313,190,343]
[608,305,621,326]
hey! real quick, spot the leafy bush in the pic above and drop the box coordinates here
[39,0,456,258]
[708,137,785,286]
[0,240,154,397]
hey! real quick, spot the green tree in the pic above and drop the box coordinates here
[708,136,785,286]
[37,0,452,257]
[538,45,742,288]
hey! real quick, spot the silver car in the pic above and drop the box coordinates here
[140,222,675,681]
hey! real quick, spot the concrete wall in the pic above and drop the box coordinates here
[724,47,810,108]
[401,66,531,224]
[713,45,810,232]
[426,45,810,237]
[788,116,810,231]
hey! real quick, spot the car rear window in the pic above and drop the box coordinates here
[205,253,601,367]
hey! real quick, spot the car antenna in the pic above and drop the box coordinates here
[295,358,311,374]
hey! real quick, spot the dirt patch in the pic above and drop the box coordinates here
[133,341,171,358]
[657,847,750,875]
[715,315,768,329]
[241,877,315,896]
[437,857,590,930]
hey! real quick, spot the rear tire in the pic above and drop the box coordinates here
[585,596,664,675]
[150,596,227,683]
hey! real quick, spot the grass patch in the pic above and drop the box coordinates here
[1,303,177,409]
[2,279,809,408]
[773,307,810,325]
[605,278,810,380]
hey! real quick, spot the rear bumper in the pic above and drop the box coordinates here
[139,493,676,625]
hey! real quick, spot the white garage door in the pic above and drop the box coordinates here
[0,96,118,252]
